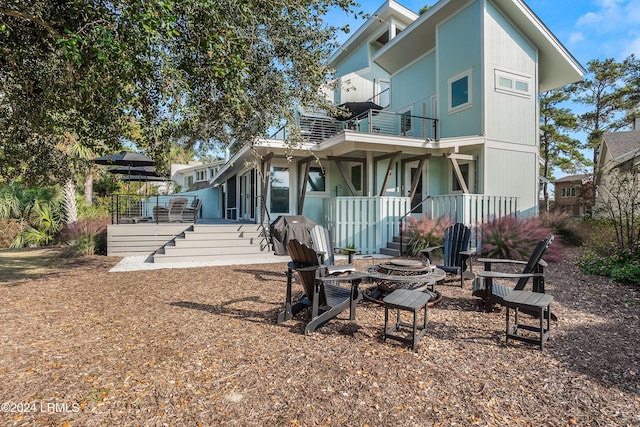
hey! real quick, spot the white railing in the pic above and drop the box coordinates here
[323,194,519,254]
[423,194,519,226]
[324,196,410,255]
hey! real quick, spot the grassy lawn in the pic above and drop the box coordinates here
[0,247,66,283]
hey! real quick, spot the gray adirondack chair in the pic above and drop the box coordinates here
[418,222,476,287]
[276,239,366,334]
[472,235,555,315]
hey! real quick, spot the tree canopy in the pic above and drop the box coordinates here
[0,0,358,186]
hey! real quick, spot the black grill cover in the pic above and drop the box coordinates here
[270,215,317,255]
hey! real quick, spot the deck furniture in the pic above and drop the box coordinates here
[472,235,554,313]
[182,197,202,222]
[418,223,476,287]
[503,290,554,350]
[310,224,357,275]
[276,239,367,334]
[383,289,432,350]
[152,197,188,223]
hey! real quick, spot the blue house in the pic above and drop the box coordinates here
[204,0,585,253]
[178,0,585,255]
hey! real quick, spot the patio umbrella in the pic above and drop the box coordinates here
[119,174,168,182]
[333,101,383,121]
[108,165,160,177]
[93,151,155,167]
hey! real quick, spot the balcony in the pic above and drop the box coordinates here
[271,109,438,143]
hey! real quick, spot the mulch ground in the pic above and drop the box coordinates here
[0,248,639,426]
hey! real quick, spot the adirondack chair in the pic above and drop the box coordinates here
[309,225,357,276]
[182,197,202,222]
[276,239,367,334]
[153,197,188,223]
[472,235,554,314]
[418,222,476,287]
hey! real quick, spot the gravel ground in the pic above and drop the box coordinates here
[0,248,639,426]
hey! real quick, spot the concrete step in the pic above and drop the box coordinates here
[172,238,268,248]
[182,231,265,240]
[162,245,269,256]
[153,251,280,264]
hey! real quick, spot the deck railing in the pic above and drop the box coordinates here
[323,194,519,254]
[271,109,438,143]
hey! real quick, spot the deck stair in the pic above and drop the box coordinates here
[152,224,272,263]
[379,234,411,257]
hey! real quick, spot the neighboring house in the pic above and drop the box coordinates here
[595,127,640,216]
[171,160,225,191]
[554,174,593,216]
[200,0,583,253]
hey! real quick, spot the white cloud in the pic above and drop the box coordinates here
[568,32,585,46]
[621,36,640,57]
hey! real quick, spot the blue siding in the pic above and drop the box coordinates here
[437,1,482,138]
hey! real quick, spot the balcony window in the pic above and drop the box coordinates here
[400,107,413,135]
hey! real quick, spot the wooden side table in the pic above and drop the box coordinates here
[383,289,432,350]
[503,290,554,350]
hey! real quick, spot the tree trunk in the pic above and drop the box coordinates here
[84,171,93,206]
[63,178,78,224]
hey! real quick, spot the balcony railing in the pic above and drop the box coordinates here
[271,109,438,143]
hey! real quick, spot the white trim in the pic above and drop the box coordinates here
[494,69,532,98]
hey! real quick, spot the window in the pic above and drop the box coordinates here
[270,166,290,213]
[494,70,532,97]
[377,79,390,108]
[351,164,362,192]
[452,163,469,192]
[448,69,472,113]
[399,107,413,135]
[561,187,576,198]
[306,166,326,192]
[196,170,206,181]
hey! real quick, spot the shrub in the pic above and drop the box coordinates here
[479,215,562,262]
[578,247,640,286]
[60,217,110,256]
[539,211,584,246]
[405,216,453,256]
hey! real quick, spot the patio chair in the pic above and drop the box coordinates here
[276,239,366,334]
[472,235,554,314]
[309,224,356,276]
[182,197,202,222]
[153,197,188,223]
[418,222,476,287]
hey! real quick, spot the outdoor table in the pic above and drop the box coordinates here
[362,259,446,306]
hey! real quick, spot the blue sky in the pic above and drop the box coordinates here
[333,0,640,65]
[329,0,640,179]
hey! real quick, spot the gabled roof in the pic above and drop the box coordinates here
[328,0,418,67]
[372,0,584,91]
[555,174,591,184]
[602,130,640,160]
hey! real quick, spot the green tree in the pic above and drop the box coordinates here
[539,89,587,208]
[571,58,630,200]
[1,0,358,172]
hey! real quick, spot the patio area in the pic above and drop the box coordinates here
[0,248,638,425]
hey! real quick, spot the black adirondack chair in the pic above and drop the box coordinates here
[276,239,367,334]
[418,222,476,287]
[309,225,357,276]
[472,235,555,315]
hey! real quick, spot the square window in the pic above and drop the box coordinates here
[306,166,326,192]
[451,76,469,108]
[452,163,469,192]
[448,69,472,112]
